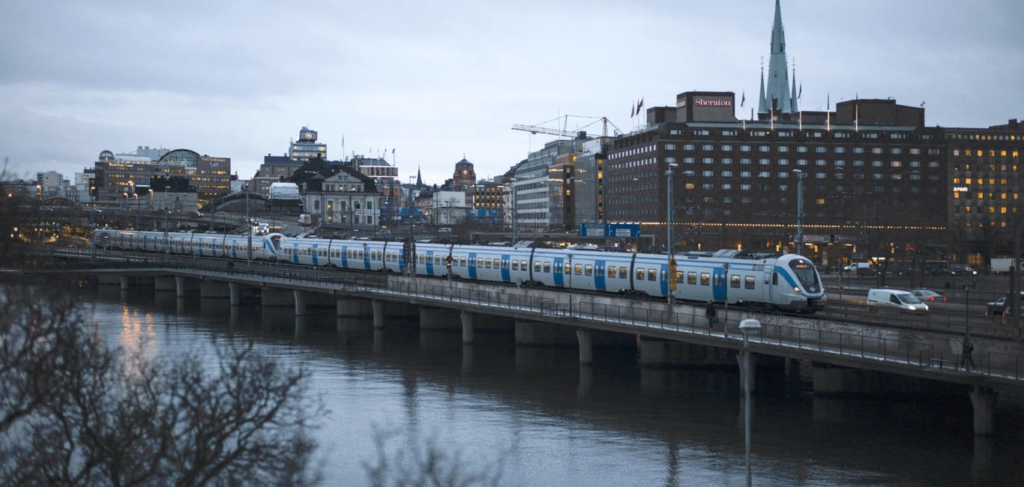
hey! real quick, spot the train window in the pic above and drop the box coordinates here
[543,262,551,273]
[675,271,684,283]
[575,264,583,275]
[688,272,697,284]
[772,272,778,285]
[731,275,741,288]
[564,264,570,274]
[700,273,710,285]
[521,260,528,270]
[608,267,617,278]
[494,258,500,268]
[435,256,441,265]
[485,259,492,269]
[512,260,518,271]
[648,269,657,281]
[418,254,424,263]
[636,268,645,280]
[534,261,541,272]
[745,276,756,289]
[585,265,592,276]
[460,257,467,266]
[620,266,628,278]
[475,258,482,267]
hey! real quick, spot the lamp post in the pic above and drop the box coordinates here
[739,318,762,487]
[510,177,518,245]
[246,189,252,262]
[666,162,678,305]
[794,169,805,254]
[134,194,140,228]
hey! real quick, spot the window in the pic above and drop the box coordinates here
[620,266,628,278]
[702,144,713,151]
[534,261,541,272]
[494,258,500,268]
[778,146,789,153]
[665,144,677,150]
[521,260,528,270]
[745,276,756,289]
[585,264,593,276]
[700,272,710,285]
[636,268,645,280]
[731,274,740,288]
[543,262,550,273]
[461,257,467,266]
[565,264,571,274]
[608,266,617,278]
[740,145,751,152]
[687,272,697,285]
[648,269,657,281]
[574,264,582,275]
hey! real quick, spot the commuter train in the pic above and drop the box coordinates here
[92,229,826,312]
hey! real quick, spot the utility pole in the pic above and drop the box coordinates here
[795,169,805,254]
[666,163,678,305]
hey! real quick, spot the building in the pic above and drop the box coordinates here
[351,155,400,224]
[452,158,476,190]
[116,146,170,161]
[431,191,468,226]
[513,138,584,232]
[466,181,504,225]
[548,153,576,232]
[300,166,380,230]
[289,127,327,162]
[91,149,230,207]
[574,137,613,225]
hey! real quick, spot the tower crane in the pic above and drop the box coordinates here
[512,115,623,138]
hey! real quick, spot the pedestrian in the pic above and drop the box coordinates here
[962,335,976,371]
[705,300,717,330]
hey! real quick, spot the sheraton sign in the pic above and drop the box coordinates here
[695,98,732,107]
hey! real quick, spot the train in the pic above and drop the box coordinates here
[91,229,826,312]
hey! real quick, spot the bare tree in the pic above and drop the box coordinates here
[0,276,321,487]
[363,428,504,487]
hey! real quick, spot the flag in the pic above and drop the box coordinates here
[798,83,802,99]
[741,91,746,107]
[638,97,644,112]
[631,103,634,118]
[392,148,395,154]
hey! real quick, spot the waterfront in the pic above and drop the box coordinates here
[91,287,1024,486]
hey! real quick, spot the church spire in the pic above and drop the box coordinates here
[757,61,767,115]
[790,61,798,112]
[416,165,422,188]
[760,0,794,115]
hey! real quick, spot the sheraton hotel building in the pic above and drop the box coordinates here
[602,3,1022,269]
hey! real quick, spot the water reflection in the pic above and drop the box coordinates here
[81,288,1024,487]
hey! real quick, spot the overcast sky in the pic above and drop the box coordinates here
[2,0,1022,185]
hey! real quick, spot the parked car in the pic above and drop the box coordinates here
[867,288,929,311]
[844,263,877,276]
[911,289,947,302]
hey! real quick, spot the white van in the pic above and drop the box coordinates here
[867,289,929,311]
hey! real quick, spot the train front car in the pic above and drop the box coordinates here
[772,254,826,311]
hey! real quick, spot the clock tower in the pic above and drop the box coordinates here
[452,158,476,191]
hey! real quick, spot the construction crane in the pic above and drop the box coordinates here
[512,115,623,138]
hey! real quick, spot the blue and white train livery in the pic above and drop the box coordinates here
[93,230,826,311]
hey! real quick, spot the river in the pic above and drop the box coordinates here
[86,286,1024,486]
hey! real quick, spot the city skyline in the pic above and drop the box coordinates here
[1,0,1022,185]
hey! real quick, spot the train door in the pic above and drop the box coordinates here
[500,254,510,282]
[764,270,774,303]
[712,267,727,302]
[467,252,476,279]
[595,260,606,292]
[553,256,565,287]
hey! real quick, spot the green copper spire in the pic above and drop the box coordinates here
[760,0,793,115]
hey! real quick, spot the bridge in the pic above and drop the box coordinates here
[37,247,1024,436]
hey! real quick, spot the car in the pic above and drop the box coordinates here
[929,267,950,276]
[911,289,947,302]
[867,288,928,311]
[987,292,1024,316]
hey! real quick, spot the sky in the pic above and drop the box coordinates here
[2,0,1022,186]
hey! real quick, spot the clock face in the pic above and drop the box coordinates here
[304,132,313,140]
[462,170,468,175]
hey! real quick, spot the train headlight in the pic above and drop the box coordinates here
[794,287,801,293]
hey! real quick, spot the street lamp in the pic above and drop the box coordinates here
[794,169,805,254]
[739,318,762,487]
[666,162,678,304]
[510,177,518,245]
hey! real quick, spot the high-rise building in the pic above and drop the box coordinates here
[513,138,584,232]
[574,137,613,225]
[289,127,327,162]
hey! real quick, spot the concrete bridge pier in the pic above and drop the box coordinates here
[200,280,230,299]
[420,306,460,330]
[461,345,474,374]
[229,283,242,306]
[120,275,130,291]
[154,276,177,293]
[260,287,293,308]
[460,311,474,345]
[372,299,385,328]
[578,365,593,398]
[639,338,736,369]
[736,351,759,393]
[174,276,198,298]
[336,297,372,317]
[576,329,594,365]
[294,290,308,316]
[969,387,997,436]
